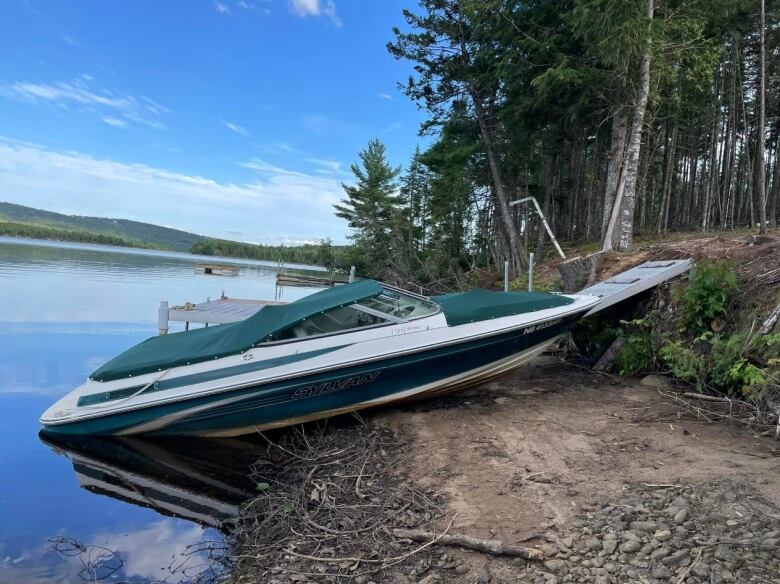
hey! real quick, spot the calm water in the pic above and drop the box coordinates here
[0,237,323,583]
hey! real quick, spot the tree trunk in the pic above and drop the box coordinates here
[471,93,527,273]
[757,0,768,234]
[601,107,628,243]
[609,0,654,252]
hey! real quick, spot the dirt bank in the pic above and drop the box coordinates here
[229,356,779,583]
[371,356,780,583]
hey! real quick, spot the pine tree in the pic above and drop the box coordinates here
[334,139,401,271]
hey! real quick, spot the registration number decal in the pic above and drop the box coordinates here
[522,318,562,335]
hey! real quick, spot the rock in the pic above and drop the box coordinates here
[602,539,618,554]
[640,374,673,389]
[674,508,689,524]
[629,521,657,533]
[619,540,641,553]
[653,529,672,541]
[692,561,711,577]
[661,549,691,567]
[650,547,670,560]
[454,565,469,575]
[762,538,778,549]
[650,564,673,579]
[543,559,568,576]
[725,519,739,528]
[586,538,602,552]
[714,544,737,563]
[593,577,609,584]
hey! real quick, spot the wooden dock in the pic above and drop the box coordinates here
[158,295,286,334]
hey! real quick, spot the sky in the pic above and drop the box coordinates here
[0,0,428,244]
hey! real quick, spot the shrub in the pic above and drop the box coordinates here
[675,258,738,332]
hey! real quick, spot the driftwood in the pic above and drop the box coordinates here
[559,251,605,292]
[392,528,544,560]
[593,336,626,372]
[759,302,780,334]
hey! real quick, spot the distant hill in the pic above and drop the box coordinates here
[0,202,203,252]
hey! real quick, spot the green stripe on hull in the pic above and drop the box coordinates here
[44,312,585,436]
[77,345,349,407]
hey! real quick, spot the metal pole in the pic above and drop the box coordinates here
[528,253,534,292]
[504,260,509,292]
[348,266,356,283]
[158,301,169,336]
[510,197,566,260]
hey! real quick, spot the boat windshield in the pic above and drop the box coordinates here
[269,288,438,342]
[357,289,439,320]
[270,305,387,341]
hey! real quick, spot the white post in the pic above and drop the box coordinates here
[528,253,535,292]
[158,301,169,336]
[504,260,509,292]
[348,266,356,283]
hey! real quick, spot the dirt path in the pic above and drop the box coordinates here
[376,357,780,583]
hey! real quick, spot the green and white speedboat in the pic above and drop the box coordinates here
[41,280,600,437]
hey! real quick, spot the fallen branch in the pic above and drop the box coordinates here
[392,528,544,560]
[682,392,733,404]
[759,302,780,334]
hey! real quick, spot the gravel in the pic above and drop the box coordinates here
[515,479,780,583]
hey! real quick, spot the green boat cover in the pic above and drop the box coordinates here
[431,289,573,327]
[90,280,384,382]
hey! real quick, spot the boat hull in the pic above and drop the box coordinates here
[42,311,584,437]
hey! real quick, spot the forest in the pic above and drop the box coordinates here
[336,0,780,287]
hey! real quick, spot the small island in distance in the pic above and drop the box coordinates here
[0,201,340,266]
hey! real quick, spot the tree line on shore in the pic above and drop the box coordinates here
[336,0,780,286]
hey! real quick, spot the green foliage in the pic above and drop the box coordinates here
[613,316,657,375]
[659,341,705,385]
[0,201,200,251]
[571,317,621,359]
[0,220,165,250]
[659,333,768,395]
[675,258,739,331]
[191,237,346,267]
[334,139,402,277]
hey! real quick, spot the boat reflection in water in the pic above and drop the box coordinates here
[39,431,267,530]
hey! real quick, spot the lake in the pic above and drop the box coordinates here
[0,237,324,583]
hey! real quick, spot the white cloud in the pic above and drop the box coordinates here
[237,0,256,9]
[291,0,319,16]
[102,116,127,128]
[214,1,232,14]
[221,119,250,136]
[377,92,393,101]
[290,0,341,26]
[301,113,340,135]
[4,78,168,130]
[0,137,347,244]
[322,0,341,27]
[306,157,346,174]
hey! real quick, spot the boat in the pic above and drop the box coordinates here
[41,279,601,436]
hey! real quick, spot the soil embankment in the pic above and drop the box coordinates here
[229,357,779,583]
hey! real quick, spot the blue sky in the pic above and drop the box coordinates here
[0,0,427,244]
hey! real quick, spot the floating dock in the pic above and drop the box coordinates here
[194,263,239,277]
[158,295,286,334]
